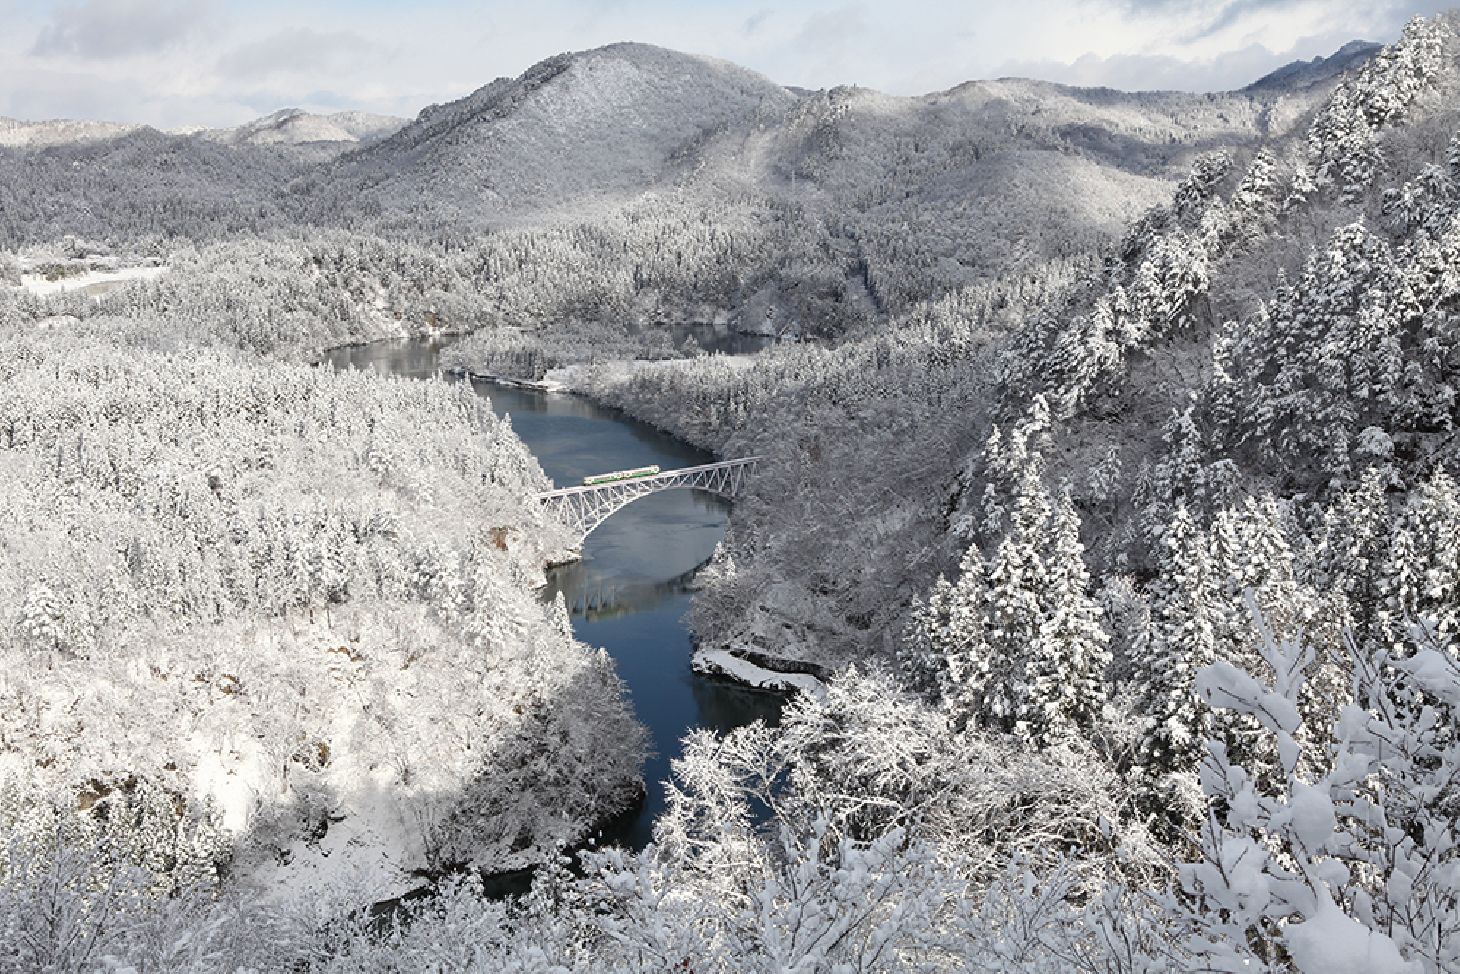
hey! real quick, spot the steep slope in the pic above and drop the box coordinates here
[746,81,1304,306]
[547,27,1423,675]
[1245,38,1383,91]
[327,42,799,217]
[0,129,306,245]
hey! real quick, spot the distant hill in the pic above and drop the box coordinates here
[204,108,407,146]
[0,116,141,148]
[326,42,799,215]
[0,108,405,152]
[0,128,305,244]
[318,40,1353,243]
[0,37,1380,285]
[1246,39,1382,91]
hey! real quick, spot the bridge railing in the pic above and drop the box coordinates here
[537,457,763,499]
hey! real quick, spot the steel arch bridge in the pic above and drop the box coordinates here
[538,457,760,544]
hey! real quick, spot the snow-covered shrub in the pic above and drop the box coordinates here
[1178,606,1459,973]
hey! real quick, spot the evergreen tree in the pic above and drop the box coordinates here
[1137,505,1219,775]
[1399,468,1460,639]
[896,589,947,696]
[983,532,1042,733]
[937,546,993,731]
[19,580,66,656]
[1017,491,1109,747]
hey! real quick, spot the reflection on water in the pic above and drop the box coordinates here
[652,322,774,357]
[321,338,783,852]
[547,555,710,621]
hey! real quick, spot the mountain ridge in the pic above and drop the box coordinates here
[0,37,1384,278]
[314,38,1367,231]
[1246,38,1383,90]
[325,42,799,216]
[201,108,407,146]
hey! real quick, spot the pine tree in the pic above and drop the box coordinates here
[1378,521,1421,653]
[1137,505,1219,775]
[937,545,993,731]
[896,589,947,696]
[1017,491,1109,747]
[19,580,65,656]
[1312,467,1392,640]
[983,533,1041,733]
[1402,469,1460,638]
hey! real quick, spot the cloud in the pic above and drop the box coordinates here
[993,31,1360,91]
[792,4,869,49]
[31,0,218,60]
[743,9,773,35]
[216,28,382,81]
[3,67,142,121]
[1177,0,1301,43]
[776,3,872,82]
[982,0,1448,93]
[0,65,261,128]
[1,0,1449,128]
[1104,0,1451,46]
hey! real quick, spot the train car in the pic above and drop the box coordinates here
[582,465,660,486]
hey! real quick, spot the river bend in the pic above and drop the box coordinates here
[323,338,782,851]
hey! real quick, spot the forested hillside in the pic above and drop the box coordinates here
[0,316,648,918]
[516,15,1460,970]
[3,37,1356,337]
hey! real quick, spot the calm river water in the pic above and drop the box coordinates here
[322,338,782,851]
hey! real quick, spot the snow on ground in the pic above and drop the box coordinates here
[184,679,419,906]
[455,367,570,393]
[693,647,826,697]
[15,265,168,298]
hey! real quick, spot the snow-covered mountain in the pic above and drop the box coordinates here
[1245,38,1383,91]
[0,116,142,147]
[0,38,1377,252]
[317,40,1360,250]
[328,42,799,214]
[204,108,407,146]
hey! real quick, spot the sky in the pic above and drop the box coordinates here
[0,0,1452,128]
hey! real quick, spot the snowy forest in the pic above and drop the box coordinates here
[3,10,1460,973]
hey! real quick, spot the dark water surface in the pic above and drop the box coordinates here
[322,338,782,851]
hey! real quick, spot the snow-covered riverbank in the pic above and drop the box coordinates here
[693,647,827,696]
[12,263,168,297]
[0,330,647,918]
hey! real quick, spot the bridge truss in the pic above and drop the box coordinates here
[538,457,761,544]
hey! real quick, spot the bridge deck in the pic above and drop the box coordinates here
[537,457,763,499]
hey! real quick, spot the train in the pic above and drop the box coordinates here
[582,465,661,486]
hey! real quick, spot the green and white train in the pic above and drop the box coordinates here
[582,465,661,486]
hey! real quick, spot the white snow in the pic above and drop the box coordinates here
[14,265,168,298]
[1284,897,1420,974]
[1398,649,1460,707]
[1285,781,1336,851]
[693,647,826,697]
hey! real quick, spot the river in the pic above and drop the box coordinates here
[322,338,783,853]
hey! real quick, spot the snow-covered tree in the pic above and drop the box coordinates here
[1017,490,1110,747]
[1179,607,1460,973]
